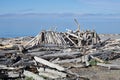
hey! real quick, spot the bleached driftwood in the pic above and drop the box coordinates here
[67,32,78,38]
[39,73,59,79]
[91,38,110,49]
[64,33,77,46]
[27,51,54,57]
[38,68,66,79]
[81,55,90,66]
[97,63,120,70]
[0,65,15,70]
[41,52,82,60]
[0,44,19,50]
[71,64,86,68]
[12,60,34,67]
[34,56,65,71]
[23,70,45,80]
[90,55,105,63]
[52,57,82,64]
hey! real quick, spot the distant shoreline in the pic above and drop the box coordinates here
[0,34,120,40]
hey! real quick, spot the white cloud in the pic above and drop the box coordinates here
[0,12,120,19]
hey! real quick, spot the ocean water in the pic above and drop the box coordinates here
[0,16,120,38]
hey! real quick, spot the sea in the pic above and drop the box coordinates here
[0,16,120,38]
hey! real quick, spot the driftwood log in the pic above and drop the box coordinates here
[34,56,65,71]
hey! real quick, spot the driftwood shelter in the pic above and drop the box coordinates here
[24,28,101,51]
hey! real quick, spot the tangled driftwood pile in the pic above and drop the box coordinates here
[0,20,120,80]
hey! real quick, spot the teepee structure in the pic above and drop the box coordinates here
[24,30,67,49]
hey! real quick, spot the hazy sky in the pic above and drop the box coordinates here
[0,0,120,37]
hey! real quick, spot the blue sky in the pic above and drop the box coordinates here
[0,0,120,14]
[0,0,120,37]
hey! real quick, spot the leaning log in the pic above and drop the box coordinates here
[34,56,65,71]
